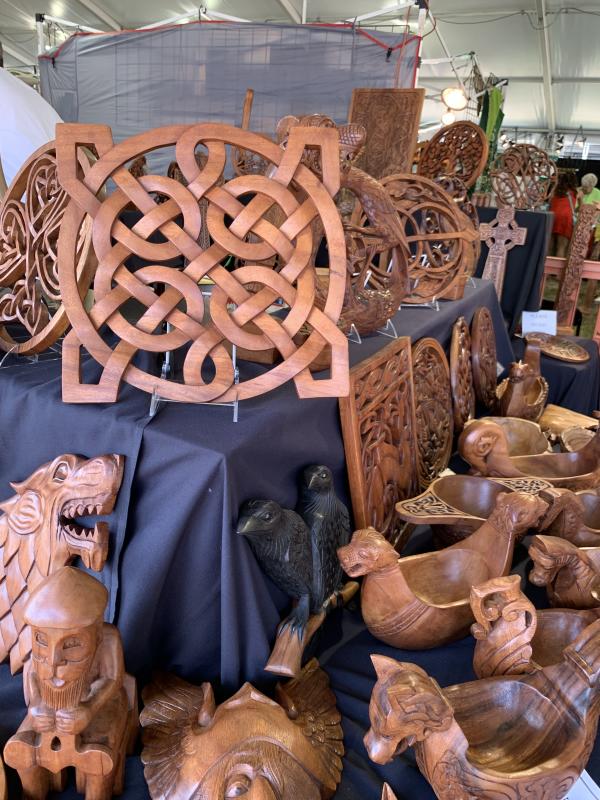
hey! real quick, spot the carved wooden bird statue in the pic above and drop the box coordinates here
[296,465,351,612]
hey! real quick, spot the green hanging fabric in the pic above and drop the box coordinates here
[479,90,490,134]
[485,87,504,141]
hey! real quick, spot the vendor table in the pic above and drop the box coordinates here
[476,206,553,335]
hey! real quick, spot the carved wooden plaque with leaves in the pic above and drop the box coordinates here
[348,88,425,179]
[339,336,418,548]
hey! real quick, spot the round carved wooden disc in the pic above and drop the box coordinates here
[525,332,590,363]
[411,337,454,487]
[450,316,475,432]
[471,307,498,408]
[0,141,95,355]
[491,143,557,210]
[418,121,489,189]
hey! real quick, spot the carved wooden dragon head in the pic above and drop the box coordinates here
[337,527,398,577]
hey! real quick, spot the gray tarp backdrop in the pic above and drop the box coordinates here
[39,21,419,142]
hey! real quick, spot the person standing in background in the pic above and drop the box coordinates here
[550,171,577,257]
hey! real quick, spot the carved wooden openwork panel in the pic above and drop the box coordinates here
[555,204,600,328]
[418,121,489,189]
[470,306,497,409]
[411,337,453,488]
[339,336,418,548]
[376,174,478,303]
[450,316,475,432]
[434,174,481,263]
[56,123,349,403]
[491,143,558,210]
[0,141,95,355]
[348,88,425,179]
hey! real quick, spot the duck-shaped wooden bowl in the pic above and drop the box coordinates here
[396,473,552,547]
[470,574,600,678]
[529,534,600,608]
[459,418,600,490]
[540,487,600,546]
[337,491,548,649]
[364,619,600,799]
[494,344,549,422]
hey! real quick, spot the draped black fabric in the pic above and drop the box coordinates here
[475,207,553,335]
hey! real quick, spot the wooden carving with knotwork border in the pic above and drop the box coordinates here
[555,204,600,328]
[411,337,453,488]
[56,123,349,403]
[348,88,425,179]
[491,143,558,210]
[434,174,482,263]
[369,173,479,303]
[470,306,497,409]
[450,316,475,432]
[0,141,95,355]
[418,121,489,189]
[339,336,418,548]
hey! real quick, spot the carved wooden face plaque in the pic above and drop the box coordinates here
[470,307,498,409]
[339,336,418,548]
[56,123,348,403]
[0,141,95,355]
[378,174,478,303]
[450,316,475,432]
[348,88,425,178]
[418,121,489,189]
[491,143,557,210]
[411,337,453,487]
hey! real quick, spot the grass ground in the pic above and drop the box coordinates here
[543,276,597,338]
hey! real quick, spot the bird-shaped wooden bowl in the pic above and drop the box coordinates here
[459,419,600,490]
[338,491,548,649]
[364,621,600,799]
[539,487,600,546]
[396,473,552,547]
[480,416,551,456]
[470,574,600,678]
[494,344,549,422]
[529,534,600,609]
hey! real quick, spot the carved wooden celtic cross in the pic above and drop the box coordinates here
[479,207,527,298]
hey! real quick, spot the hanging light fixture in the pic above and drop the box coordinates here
[442,86,468,111]
[441,110,456,126]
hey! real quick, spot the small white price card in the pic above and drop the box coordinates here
[567,771,600,799]
[522,309,557,336]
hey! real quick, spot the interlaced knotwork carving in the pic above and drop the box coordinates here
[56,123,349,403]
[373,174,478,303]
[339,336,418,548]
[348,88,425,179]
[450,316,475,432]
[470,306,498,409]
[398,492,459,519]
[0,141,94,355]
[434,174,481,262]
[479,206,527,298]
[491,143,558,210]
[411,337,453,487]
[525,332,590,363]
[555,204,600,328]
[418,121,489,189]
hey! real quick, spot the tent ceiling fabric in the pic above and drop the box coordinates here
[1,0,600,131]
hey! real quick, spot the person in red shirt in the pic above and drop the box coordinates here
[550,171,578,257]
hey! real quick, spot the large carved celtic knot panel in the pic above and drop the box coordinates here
[0,141,94,355]
[491,143,557,210]
[339,336,418,548]
[418,121,489,189]
[56,123,348,403]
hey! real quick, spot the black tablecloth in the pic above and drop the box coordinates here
[476,207,553,335]
[512,335,600,415]
[0,279,514,799]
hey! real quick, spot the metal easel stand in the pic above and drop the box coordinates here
[149,344,240,423]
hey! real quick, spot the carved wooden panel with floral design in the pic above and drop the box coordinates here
[348,88,425,179]
[339,336,418,548]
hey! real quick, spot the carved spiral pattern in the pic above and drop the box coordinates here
[411,338,453,487]
[491,144,558,210]
[470,307,497,409]
[57,123,348,403]
[376,174,478,303]
[418,121,489,189]
[525,332,590,363]
[0,142,94,354]
[450,317,475,432]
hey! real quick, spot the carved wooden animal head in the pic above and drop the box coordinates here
[364,655,453,765]
[458,419,510,474]
[528,534,592,588]
[487,491,548,539]
[0,453,124,673]
[507,360,533,383]
[141,659,343,800]
[337,528,398,577]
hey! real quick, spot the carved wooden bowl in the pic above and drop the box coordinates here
[540,404,599,439]
[396,472,552,547]
[532,610,600,667]
[560,426,597,453]
[529,534,600,608]
[541,488,600,547]
[480,416,551,456]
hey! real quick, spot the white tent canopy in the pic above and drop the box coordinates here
[1,0,599,134]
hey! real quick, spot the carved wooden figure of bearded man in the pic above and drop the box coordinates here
[4,567,137,800]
